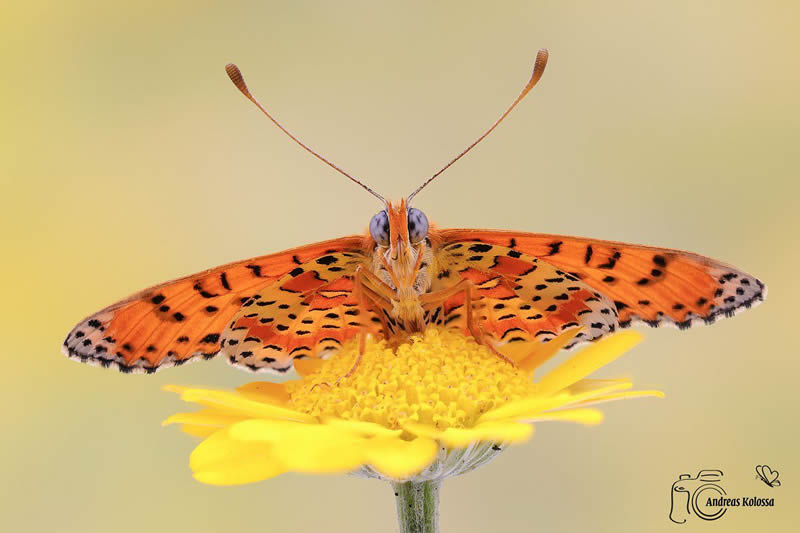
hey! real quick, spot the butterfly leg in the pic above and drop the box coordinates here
[419,279,478,333]
[420,280,515,366]
[353,266,397,339]
[339,333,365,382]
[334,267,396,384]
[355,264,399,300]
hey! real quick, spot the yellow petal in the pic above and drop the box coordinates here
[518,328,582,375]
[229,419,368,473]
[236,381,291,405]
[228,418,350,442]
[520,407,604,425]
[441,422,533,447]
[475,394,576,423]
[479,379,646,424]
[162,409,246,429]
[404,421,533,447]
[323,417,403,438]
[275,436,367,473]
[565,378,633,395]
[364,437,438,479]
[190,430,286,485]
[166,387,315,422]
[575,389,665,407]
[536,331,643,396]
[293,357,326,377]
[562,381,634,404]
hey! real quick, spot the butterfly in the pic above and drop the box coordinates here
[62,49,766,374]
[755,465,780,488]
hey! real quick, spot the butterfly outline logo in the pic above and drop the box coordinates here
[755,465,781,488]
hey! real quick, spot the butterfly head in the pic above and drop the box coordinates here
[369,198,429,256]
[368,199,433,304]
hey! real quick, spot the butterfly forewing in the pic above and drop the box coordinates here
[436,229,766,331]
[62,236,368,373]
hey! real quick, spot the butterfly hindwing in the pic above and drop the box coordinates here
[62,236,368,373]
[221,251,382,373]
[432,241,620,351]
[436,229,765,331]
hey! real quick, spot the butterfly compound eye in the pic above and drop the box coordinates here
[369,210,390,246]
[407,208,429,243]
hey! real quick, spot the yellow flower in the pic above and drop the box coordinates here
[164,327,662,485]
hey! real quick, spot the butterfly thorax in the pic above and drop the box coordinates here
[371,239,435,332]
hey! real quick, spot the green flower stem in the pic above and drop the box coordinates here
[391,480,441,533]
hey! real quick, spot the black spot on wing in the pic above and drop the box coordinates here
[247,265,264,277]
[469,243,493,253]
[200,333,220,344]
[194,282,218,299]
[597,251,621,269]
[547,241,563,256]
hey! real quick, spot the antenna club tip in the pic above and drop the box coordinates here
[534,49,549,72]
[224,62,240,77]
[526,48,549,88]
[225,63,251,96]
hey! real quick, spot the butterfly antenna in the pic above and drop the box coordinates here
[407,49,549,202]
[225,63,386,203]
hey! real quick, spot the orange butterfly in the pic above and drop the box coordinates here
[62,50,765,374]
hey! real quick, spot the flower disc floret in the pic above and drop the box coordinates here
[286,328,535,431]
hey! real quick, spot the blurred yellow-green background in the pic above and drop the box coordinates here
[2,1,798,531]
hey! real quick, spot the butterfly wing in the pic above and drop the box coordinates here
[434,229,765,341]
[431,240,619,357]
[62,235,369,373]
[221,251,383,373]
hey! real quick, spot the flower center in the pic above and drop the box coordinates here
[285,327,536,430]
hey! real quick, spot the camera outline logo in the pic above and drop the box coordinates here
[669,469,727,524]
